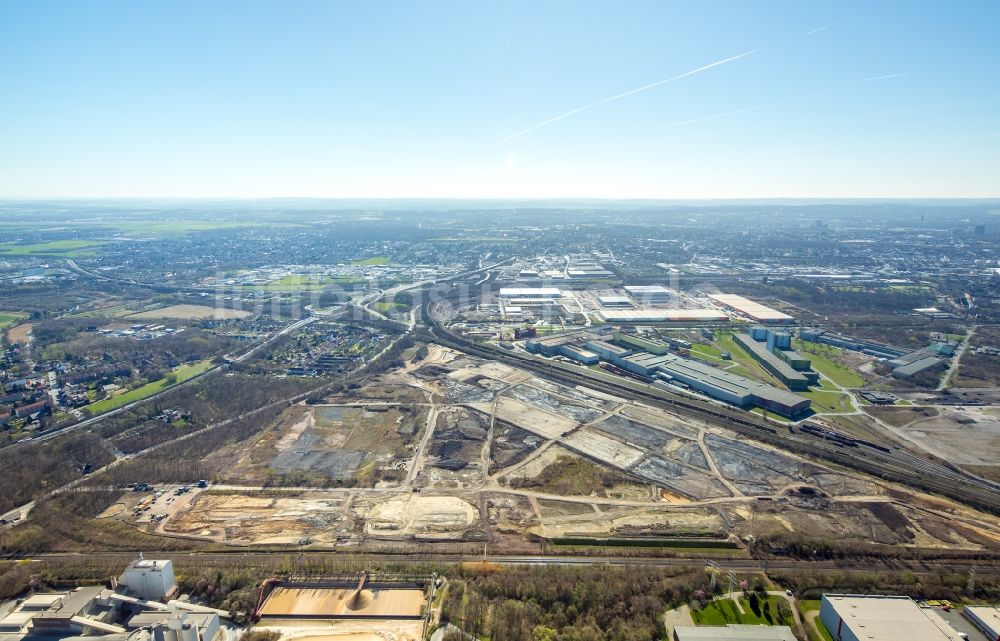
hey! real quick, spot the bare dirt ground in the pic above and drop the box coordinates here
[164,492,352,544]
[146,345,1000,552]
[127,304,251,320]
[254,620,424,641]
[6,322,32,345]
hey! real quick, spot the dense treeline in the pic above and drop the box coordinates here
[0,432,115,513]
[770,568,1000,603]
[755,533,1000,561]
[440,566,713,641]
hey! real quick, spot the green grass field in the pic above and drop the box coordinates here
[794,340,866,387]
[800,388,855,413]
[351,256,389,266]
[0,312,27,329]
[693,595,790,626]
[798,600,834,641]
[84,359,214,415]
[100,220,305,236]
[689,342,727,363]
[0,239,106,257]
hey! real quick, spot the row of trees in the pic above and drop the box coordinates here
[440,566,713,641]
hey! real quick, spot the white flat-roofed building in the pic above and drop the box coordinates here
[624,285,675,303]
[598,295,634,307]
[819,595,966,641]
[597,309,728,323]
[707,294,794,323]
[672,624,797,641]
[499,287,562,298]
[964,605,1000,640]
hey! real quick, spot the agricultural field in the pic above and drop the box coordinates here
[0,312,27,330]
[0,239,109,257]
[127,304,251,320]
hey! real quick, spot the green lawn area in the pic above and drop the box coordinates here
[373,301,405,313]
[750,407,794,422]
[793,340,866,387]
[0,239,106,257]
[689,342,727,363]
[351,256,389,266]
[798,601,834,641]
[715,333,774,382]
[0,312,27,329]
[693,596,792,627]
[800,388,855,413]
[84,359,214,415]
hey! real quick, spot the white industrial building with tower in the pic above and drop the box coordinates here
[0,558,227,641]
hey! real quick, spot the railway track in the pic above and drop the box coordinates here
[421,294,1000,514]
[4,550,1000,576]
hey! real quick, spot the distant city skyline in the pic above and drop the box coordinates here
[1,0,999,199]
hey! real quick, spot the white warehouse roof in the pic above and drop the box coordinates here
[499,287,562,297]
[821,595,965,641]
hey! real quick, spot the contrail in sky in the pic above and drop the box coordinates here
[658,105,765,129]
[847,72,910,83]
[801,25,830,36]
[499,48,761,144]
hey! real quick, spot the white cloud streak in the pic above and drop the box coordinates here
[498,48,761,144]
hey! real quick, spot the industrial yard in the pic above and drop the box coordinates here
[126,345,1000,553]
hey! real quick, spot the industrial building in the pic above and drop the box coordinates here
[524,330,601,356]
[625,285,675,304]
[798,327,906,359]
[597,309,727,323]
[614,331,672,355]
[559,344,600,365]
[672,624,797,641]
[733,330,818,391]
[597,295,634,308]
[964,605,1000,640]
[522,328,810,417]
[119,558,177,601]
[819,594,966,641]
[584,339,634,361]
[617,351,810,416]
[0,559,226,641]
[888,347,947,379]
[708,294,794,323]
[499,287,563,298]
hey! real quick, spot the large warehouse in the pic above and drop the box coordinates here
[499,287,563,298]
[673,625,797,641]
[617,351,810,416]
[625,285,674,303]
[708,294,793,323]
[819,595,966,641]
[964,605,1000,641]
[597,309,728,323]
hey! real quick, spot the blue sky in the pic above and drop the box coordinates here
[1,0,999,199]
